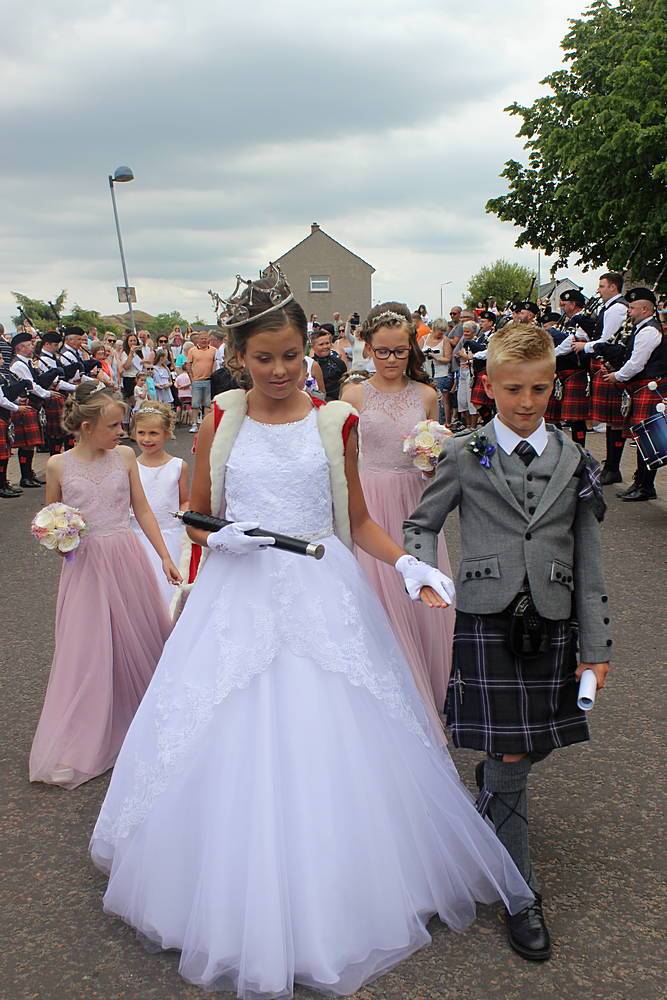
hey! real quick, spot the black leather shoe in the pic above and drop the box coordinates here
[20,477,42,489]
[30,474,46,485]
[506,894,552,961]
[0,485,20,498]
[620,487,654,502]
[600,469,623,486]
[6,484,23,496]
[616,483,656,499]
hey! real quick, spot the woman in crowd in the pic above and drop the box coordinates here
[419,317,454,425]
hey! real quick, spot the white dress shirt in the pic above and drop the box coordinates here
[10,356,51,398]
[584,294,627,353]
[493,415,549,457]
[615,317,663,382]
[214,343,226,371]
[0,385,19,413]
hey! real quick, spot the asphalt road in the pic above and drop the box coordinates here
[1,429,665,1000]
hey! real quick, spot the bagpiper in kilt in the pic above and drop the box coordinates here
[553,293,599,448]
[470,361,494,411]
[589,359,625,429]
[38,391,66,443]
[543,386,561,424]
[1,360,43,494]
[608,287,666,501]
[7,333,46,487]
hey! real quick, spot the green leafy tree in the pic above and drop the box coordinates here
[145,311,191,338]
[486,0,667,285]
[464,260,536,309]
[12,291,67,330]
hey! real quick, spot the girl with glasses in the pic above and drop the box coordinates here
[341,303,455,730]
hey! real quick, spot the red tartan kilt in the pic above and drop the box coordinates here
[10,406,44,448]
[544,389,561,423]
[42,392,66,439]
[589,370,624,428]
[624,379,667,438]
[470,373,492,408]
[0,418,10,460]
[559,368,590,423]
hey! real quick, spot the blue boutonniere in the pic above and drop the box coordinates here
[467,431,495,468]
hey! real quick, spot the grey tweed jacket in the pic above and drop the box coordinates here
[403,421,612,663]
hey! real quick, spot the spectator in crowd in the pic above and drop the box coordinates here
[120,332,143,400]
[89,342,115,388]
[418,318,454,425]
[185,331,217,432]
[310,328,348,400]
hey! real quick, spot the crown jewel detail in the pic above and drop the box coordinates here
[208,263,294,329]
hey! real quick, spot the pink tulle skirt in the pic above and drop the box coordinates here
[29,530,172,789]
[357,468,455,729]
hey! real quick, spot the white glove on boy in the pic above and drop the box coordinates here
[395,554,456,605]
[207,521,275,556]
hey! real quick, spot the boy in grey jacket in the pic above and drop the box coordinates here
[404,323,611,962]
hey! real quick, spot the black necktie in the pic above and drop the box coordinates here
[515,440,537,467]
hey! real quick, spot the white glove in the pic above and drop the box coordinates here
[207,521,275,556]
[395,554,456,605]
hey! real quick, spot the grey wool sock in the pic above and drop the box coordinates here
[482,756,540,893]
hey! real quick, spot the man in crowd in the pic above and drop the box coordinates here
[573,272,629,483]
[310,327,348,401]
[186,331,217,432]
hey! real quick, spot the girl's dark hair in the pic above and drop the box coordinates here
[123,332,138,353]
[225,277,308,354]
[361,301,430,385]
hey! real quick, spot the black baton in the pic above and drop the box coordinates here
[172,510,325,560]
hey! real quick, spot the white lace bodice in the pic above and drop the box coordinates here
[132,457,183,531]
[224,410,334,539]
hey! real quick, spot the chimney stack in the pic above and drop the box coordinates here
[311,222,320,233]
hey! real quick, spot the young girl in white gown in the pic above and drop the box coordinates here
[90,272,532,999]
[131,402,189,608]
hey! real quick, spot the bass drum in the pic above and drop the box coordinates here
[631,412,667,470]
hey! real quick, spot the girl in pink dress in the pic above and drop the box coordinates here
[29,383,181,789]
[342,303,455,729]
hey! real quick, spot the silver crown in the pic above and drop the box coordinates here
[209,262,294,329]
[371,310,408,325]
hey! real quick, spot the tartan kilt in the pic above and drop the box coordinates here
[446,610,589,756]
[470,371,492,409]
[559,367,590,423]
[9,405,43,448]
[589,367,624,428]
[0,417,9,461]
[544,388,561,423]
[623,378,667,438]
[42,392,66,440]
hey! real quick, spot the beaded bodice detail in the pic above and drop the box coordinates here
[61,448,130,536]
[359,380,426,473]
[224,410,334,539]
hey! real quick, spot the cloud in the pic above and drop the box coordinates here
[0,0,593,326]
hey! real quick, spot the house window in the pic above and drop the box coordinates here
[310,275,330,293]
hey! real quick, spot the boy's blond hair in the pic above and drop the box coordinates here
[486,323,556,376]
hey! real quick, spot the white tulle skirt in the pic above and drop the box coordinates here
[91,535,532,999]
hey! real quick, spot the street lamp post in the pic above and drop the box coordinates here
[440,281,452,317]
[108,165,137,337]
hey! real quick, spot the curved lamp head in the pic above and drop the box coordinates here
[112,165,134,183]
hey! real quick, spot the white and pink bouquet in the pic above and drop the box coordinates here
[403,420,451,473]
[31,503,88,561]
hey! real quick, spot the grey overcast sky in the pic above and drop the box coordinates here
[1,0,593,328]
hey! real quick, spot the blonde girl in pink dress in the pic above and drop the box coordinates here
[29,383,181,789]
[342,303,455,730]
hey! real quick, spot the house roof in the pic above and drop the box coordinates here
[275,223,375,273]
[539,277,582,298]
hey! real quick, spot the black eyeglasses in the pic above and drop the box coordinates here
[371,346,411,360]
